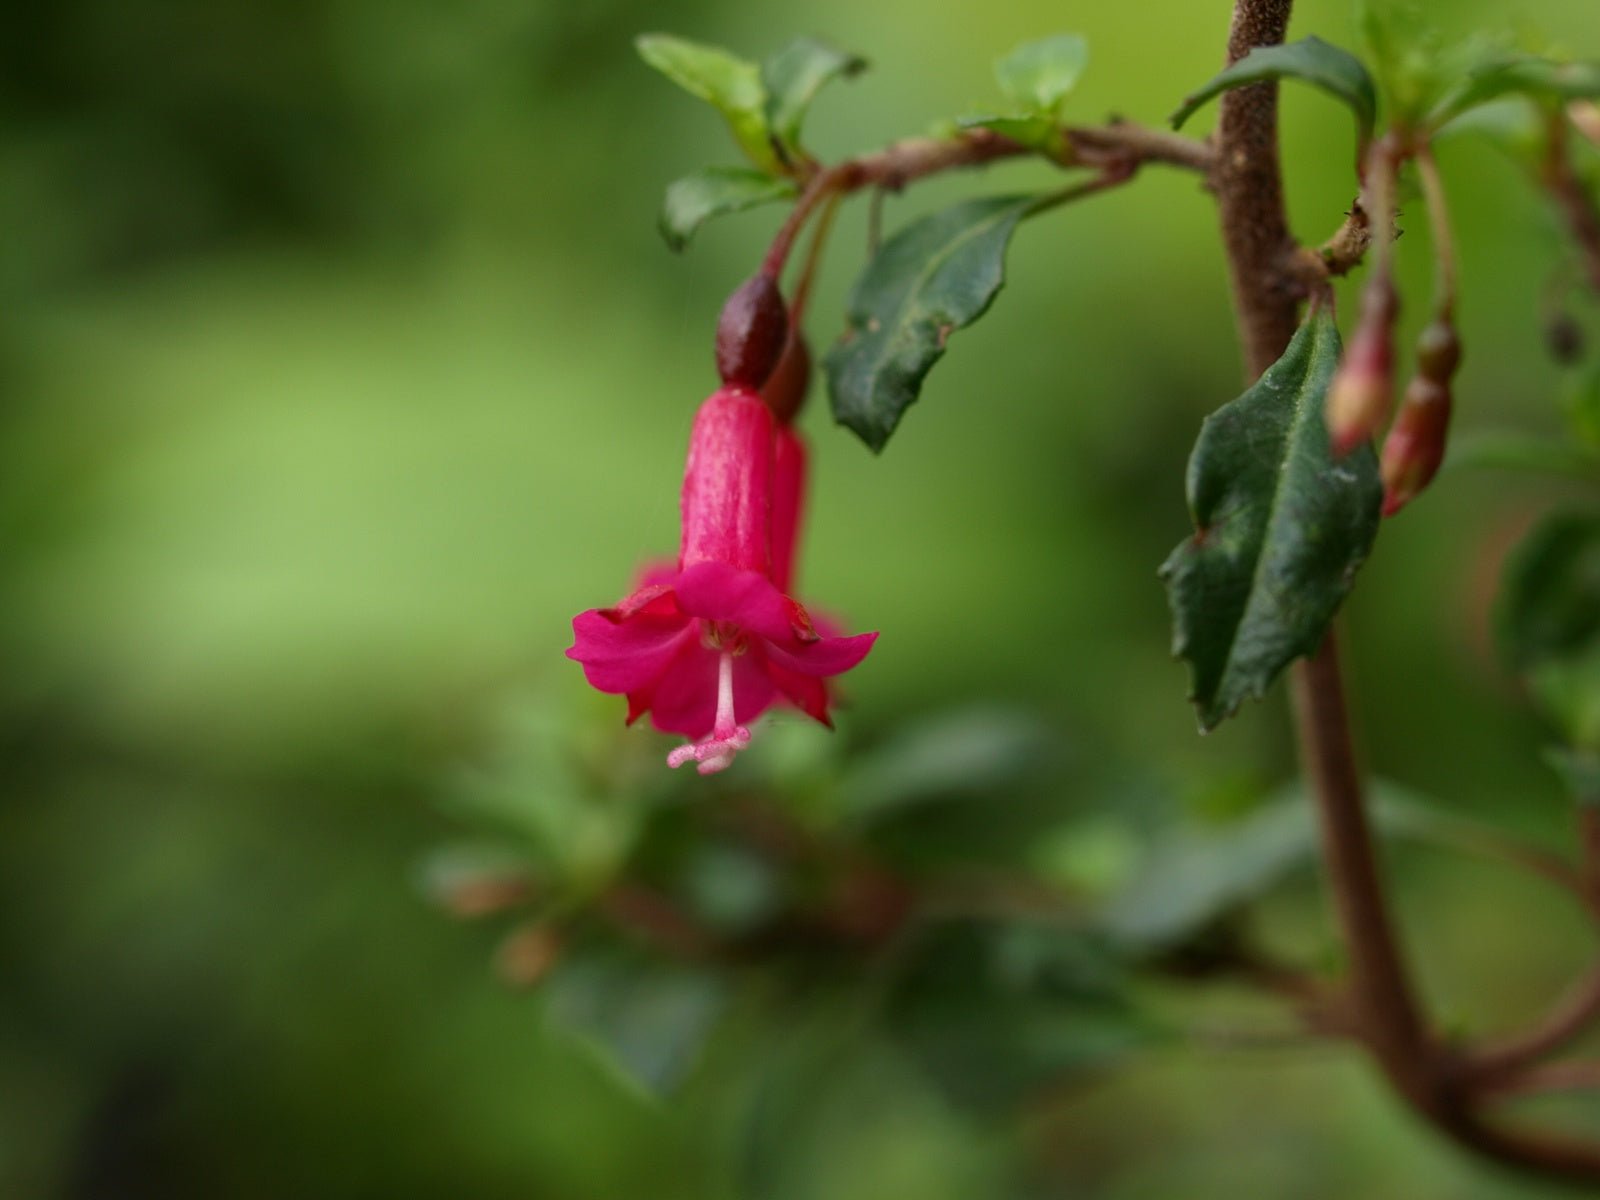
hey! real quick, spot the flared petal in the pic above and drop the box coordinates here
[646,639,720,736]
[762,652,833,726]
[764,630,878,678]
[567,607,696,694]
[673,561,794,642]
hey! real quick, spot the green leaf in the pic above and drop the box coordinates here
[636,34,778,172]
[1568,360,1600,449]
[826,194,1039,451]
[1497,510,1600,672]
[1161,307,1383,731]
[657,166,797,252]
[994,34,1089,117]
[544,948,726,1097]
[1170,36,1377,150]
[958,113,1063,157]
[761,37,866,155]
[1547,747,1600,805]
[1431,56,1600,130]
[1446,430,1600,480]
[882,919,1164,1112]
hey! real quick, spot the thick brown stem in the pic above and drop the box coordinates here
[1220,0,1600,1183]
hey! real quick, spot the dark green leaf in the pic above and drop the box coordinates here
[544,948,726,1097]
[994,34,1089,116]
[761,37,866,154]
[1568,361,1600,449]
[1497,511,1600,672]
[1432,56,1600,130]
[1170,36,1376,150]
[1161,307,1383,731]
[658,167,797,252]
[826,194,1039,451]
[883,919,1163,1112]
[636,34,778,172]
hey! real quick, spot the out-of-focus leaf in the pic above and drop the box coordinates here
[1161,307,1382,731]
[837,706,1056,824]
[658,167,797,252]
[882,919,1164,1113]
[1356,3,1509,128]
[761,37,866,154]
[1446,431,1600,479]
[993,34,1089,116]
[1098,799,1320,952]
[1431,56,1600,130]
[826,194,1039,451]
[1529,648,1600,751]
[957,113,1063,156]
[415,841,534,917]
[1430,97,1545,160]
[543,948,726,1097]
[1547,747,1600,804]
[1170,37,1376,150]
[677,842,783,934]
[1567,361,1600,449]
[636,34,778,172]
[1497,511,1600,672]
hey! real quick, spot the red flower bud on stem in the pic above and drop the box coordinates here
[715,273,789,390]
[1327,278,1398,456]
[1380,374,1452,516]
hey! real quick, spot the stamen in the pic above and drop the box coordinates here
[666,651,752,774]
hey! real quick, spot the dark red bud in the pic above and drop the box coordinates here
[1415,317,1461,382]
[716,274,789,390]
[761,331,812,424]
[1380,374,1452,516]
[1327,323,1395,456]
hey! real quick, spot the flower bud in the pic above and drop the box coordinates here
[1327,323,1395,456]
[1380,374,1452,516]
[761,329,812,425]
[716,273,789,390]
[1415,317,1461,382]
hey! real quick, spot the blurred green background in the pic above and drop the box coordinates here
[6,1,1600,1196]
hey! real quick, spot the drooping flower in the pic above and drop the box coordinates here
[567,385,876,773]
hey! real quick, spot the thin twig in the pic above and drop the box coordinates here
[1468,965,1600,1085]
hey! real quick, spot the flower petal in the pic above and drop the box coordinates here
[647,640,720,736]
[764,630,878,678]
[673,561,794,642]
[567,607,696,694]
[763,653,833,726]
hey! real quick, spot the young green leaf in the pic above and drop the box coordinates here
[1170,36,1376,151]
[958,113,1063,157]
[826,194,1039,451]
[1431,56,1600,131]
[1161,307,1383,731]
[636,34,779,173]
[994,34,1089,117]
[761,37,867,156]
[658,167,797,252]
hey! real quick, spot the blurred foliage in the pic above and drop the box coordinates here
[6,1,1600,1198]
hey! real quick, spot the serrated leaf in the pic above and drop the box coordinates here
[994,34,1089,117]
[544,948,726,1097]
[636,33,778,173]
[1497,511,1600,672]
[658,166,797,252]
[1170,36,1376,151]
[1161,307,1383,731]
[826,194,1038,451]
[761,37,866,155]
[1431,56,1600,131]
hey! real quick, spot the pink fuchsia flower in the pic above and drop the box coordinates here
[567,385,876,774]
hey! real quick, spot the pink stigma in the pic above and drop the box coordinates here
[666,652,752,775]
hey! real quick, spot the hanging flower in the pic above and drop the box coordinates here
[567,385,876,774]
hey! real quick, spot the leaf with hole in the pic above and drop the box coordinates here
[636,34,778,173]
[761,37,866,156]
[1161,306,1383,731]
[1171,36,1376,152]
[826,194,1039,451]
[658,167,797,252]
